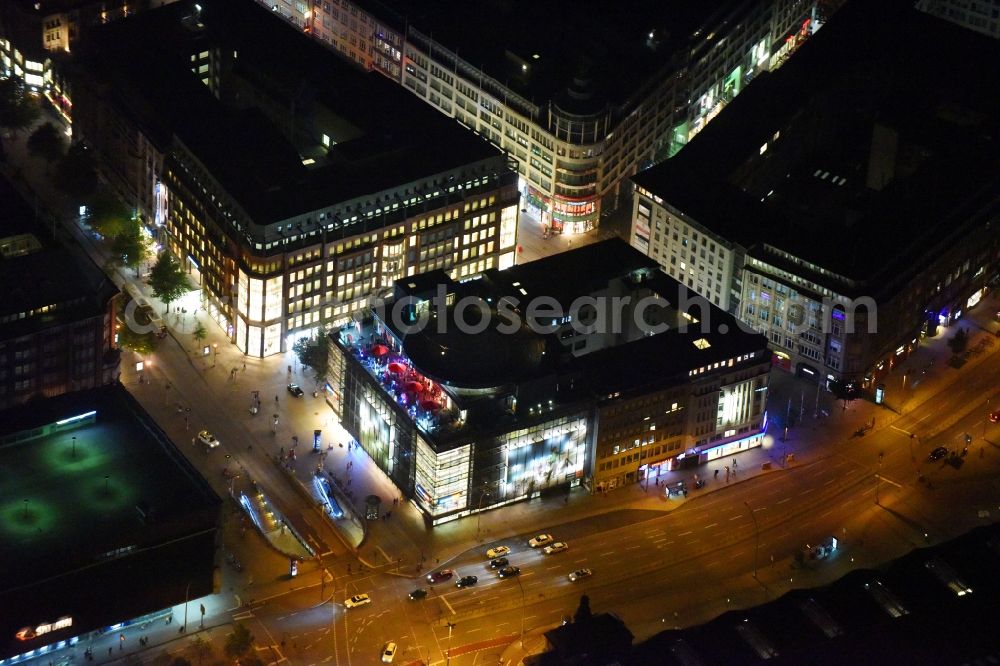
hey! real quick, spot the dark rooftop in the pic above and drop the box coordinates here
[358,0,732,113]
[631,523,1000,665]
[81,0,505,224]
[631,0,1000,294]
[0,174,118,339]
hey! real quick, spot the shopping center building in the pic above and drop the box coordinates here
[629,0,1000,388]
[72,0,519,357]
[0,385,221,664]
[256,0,836,234]
[327,240,770,523]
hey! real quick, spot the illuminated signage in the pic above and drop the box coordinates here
[55,411,96,426]
[16,617,73,641]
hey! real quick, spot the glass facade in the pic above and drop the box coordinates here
[414,437,471,517]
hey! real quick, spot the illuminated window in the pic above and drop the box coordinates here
[692,338,711,350]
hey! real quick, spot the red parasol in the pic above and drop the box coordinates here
[371,344,390,357]
[404,381,423,393]
[388,362,407,374]
[420,399,441,411]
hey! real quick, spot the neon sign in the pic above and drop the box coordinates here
[16,617,73,641]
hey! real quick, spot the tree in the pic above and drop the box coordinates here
[27,122,64,164]
[0,76,40,136]
[110,218,149,274]
[573,594,593,623]
[189,635,213,666]
[293,335,330,382]
[149,252,189,311]
[948,327,969,354]
[193,321,207,344]
[223,623,254,660]
[86,189,132,239]
[54,143,98,201]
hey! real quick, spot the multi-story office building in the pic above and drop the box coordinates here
[73,0,519,357]
[629,0,1000,388]
[327,240,769,523]
[0,175,120,410]
[916,0,1000,38]
[259,0,836,235]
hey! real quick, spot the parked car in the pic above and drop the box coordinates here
[497,566,521,579]
[381,641,397,663]
[408,589,427,600]
[287,383,305,397]
[543,542,568,555]
[928,446,948,462]
[455,575,478,588]
[486,545,510,559]
[488,557,509,569]
[989,411,999,424]
[528,534,553,548]
[568,568,592,582]
[344,593,371,608]
[196,430,220,449]
[426,569,455,584]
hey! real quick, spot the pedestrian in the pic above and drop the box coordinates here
[714,469,719,479]
[243,362,246,371]
[275,395,279,404]
[247,444,252,452]
[109,648,113,657]
[167,613,173,624]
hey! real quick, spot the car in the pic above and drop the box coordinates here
[568,568,592,582]
[543,542,569,555]
[287,383,305,397]
[528,534,553,548]
[426,569,454,584]
[488,557,509,569]
[381,641,397,663]
[928,446,948,462]
[456,575,478,588]
[486,545,510,559]
[497,566,521,579]
[196,430,220,449]
[989,411,1000,424]
[408,589,427,600]
[344,593,371,608]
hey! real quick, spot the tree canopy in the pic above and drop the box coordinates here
[149,252,188,308]
[193,321,207,343]
[0,77,40,135]
[27,122,64,164]
[54,143,98,201]
[86,189,133,239]
[223,623,254,660]
[110,218,149,272]
[117,311,156,355]
[293,335,330,382]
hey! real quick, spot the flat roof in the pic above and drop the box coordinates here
[359,0,728,112]
[631,0,1000,292]
[83,0,504,224]
[0,385,220,591]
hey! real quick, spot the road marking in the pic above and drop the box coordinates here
[440,595,455,616]
[574,558,588,564]
[890,425,912,436]
[521,572,535,578]
[703,523,718,529]
[599,551,614,557]
[824,477,836,485]
[777,497,791,504]
[466,627,482,634]
[524,616,537,621]
[729,515,743,521]
[877,475,903,488]
[625,545,642,550]
[678,530,693,537]
[819,509,834,518]
[800,488,815,495]
[685,540,698,546]
[653,537,670,543]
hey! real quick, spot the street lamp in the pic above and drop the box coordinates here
[445,622,455,666]
[71,436,77,459]
[744,500,759,580]
[181,581,191,632]
[515,573,527,647]
[212,343,218,368]
[875,451,883,506]
[475,489,490,540]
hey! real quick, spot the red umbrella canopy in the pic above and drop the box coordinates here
[388,361,407,374]
[404,381,423,393]
[371,344,390,357]
[420,399,441,411]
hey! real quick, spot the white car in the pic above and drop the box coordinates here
[381,641,397,663]
[344,593,371,608]
[196,430,220,449]
[568,568,592,582]
[543,542,568,555]
[486,545,510,559]
[528,534,553,548]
